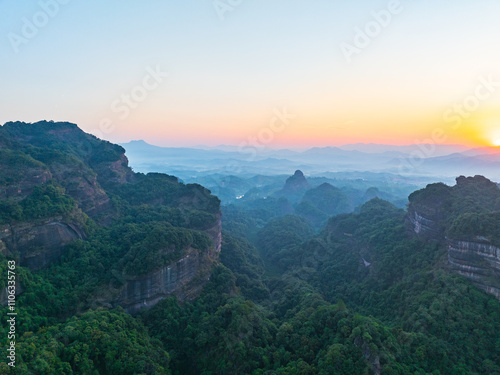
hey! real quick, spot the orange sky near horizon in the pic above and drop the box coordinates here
[93,103,500,149]
[2,2,500,150]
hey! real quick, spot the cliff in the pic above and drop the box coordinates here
[0,217,85,270]
[0,121,221,312]
[448,239,500,299]
[113,215,221,314]
[407,175,500,300]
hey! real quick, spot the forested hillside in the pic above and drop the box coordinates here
[0,122,221,373]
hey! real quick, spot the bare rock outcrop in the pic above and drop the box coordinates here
[0,218,84,270]
[112,214,222,314]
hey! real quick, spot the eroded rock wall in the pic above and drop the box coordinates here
[113,215,222,314]
[0,218,84,270]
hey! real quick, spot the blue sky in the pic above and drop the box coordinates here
[1,0,500,147]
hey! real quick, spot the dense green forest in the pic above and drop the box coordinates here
[0,123,499,374]
[1,196,499,374]
[3,197,499,374]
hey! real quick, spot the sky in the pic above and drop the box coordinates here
[1,0,500,148]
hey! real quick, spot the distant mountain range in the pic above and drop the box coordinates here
[121,140,500,182]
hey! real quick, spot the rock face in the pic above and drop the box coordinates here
[407,176,500,300]
[0,219,85,270]
[448,239,500,299]
[406,182,451,241]
[113,215,222,314]
[406,205,442,240]
[116,252,202,314]
[50,164,111,218]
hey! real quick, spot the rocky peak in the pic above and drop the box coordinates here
[283,170,309,192]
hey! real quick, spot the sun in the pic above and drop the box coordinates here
[493,139,500,147]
